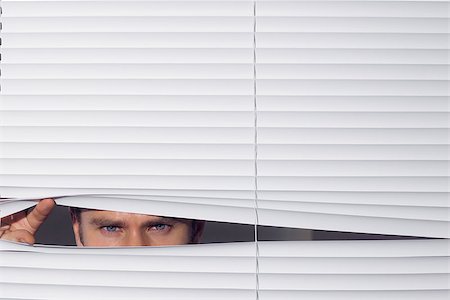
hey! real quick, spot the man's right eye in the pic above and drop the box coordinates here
[101,226,121,233]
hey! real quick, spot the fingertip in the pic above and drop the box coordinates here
[26,198,57,233]
[38,198,56,212]
[18,235,35,245]
[41,198,56,206]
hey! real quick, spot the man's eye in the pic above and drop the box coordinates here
[150,224,170,231]
[101,226,120,233]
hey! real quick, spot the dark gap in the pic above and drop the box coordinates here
[4,205,425,246]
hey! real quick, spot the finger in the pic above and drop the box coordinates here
[26,198,56,234]
[1,229,35,245]
[1,211,27,226]
[0,225,11,231]
[0,225,11,238]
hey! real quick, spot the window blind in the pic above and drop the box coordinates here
[1,0,448,236]
[257,239,450,300]
[255,0,449,238]
[0,239,448,300]
[0,0,449,299]
[0,0,258,225]
[0,240,258,300]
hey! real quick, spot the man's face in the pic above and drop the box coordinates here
[71,209,204,247]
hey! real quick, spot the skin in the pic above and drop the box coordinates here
[0,199,204,247]
[0,198,56,245]
[71,209,204,247]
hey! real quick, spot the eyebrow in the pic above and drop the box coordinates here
[89,218,126,227]
[141,217,180,228]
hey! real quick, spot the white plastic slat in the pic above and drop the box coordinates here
[0,284,257,300]
[257,79,447,96]
[2,63,254,79]
[257,49,450,64]
[257,1,449,18]
[257,17,449,33]
[1,79,254,95]
[2,1,254,17]
[7,16,448,33]
[257,33,449,49]
[258,274,448,290]
[258,256,449,274]
[257,64,449,80]
[258,199,449,221]
[257,112,449,128]
[0,252,255,272]
[258,191,450,208]
[0,111,255,127]
[0,159,255,176]
[257,176,448,192]
[0,268,254,289]
[258,128,448,144]
[258,290,448,300]
[0,143,255,159]
[0,95,255,111]
[258,145,450,160]
[2,33,255,48]
[0,283,258,300]
[257,96,450,112]
[0,175,255,190]
[257,240,450,257]
[0,187,256,200]
[2,16,254,32]
[0,127,255,143]
[2,48,255,64]
[257,160,448,177]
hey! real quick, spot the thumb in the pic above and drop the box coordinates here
[25,198,56,235]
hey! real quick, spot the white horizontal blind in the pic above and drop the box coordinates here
[0,1,449,300]
[0,239,448,300]
[256,0,450,238]
[0,0,257,224]
[257,239,450,300]
[1,0,448,236]
[0,240,258,300]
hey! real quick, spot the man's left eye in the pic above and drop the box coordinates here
[102,226,120,232]
[151,224,170,231]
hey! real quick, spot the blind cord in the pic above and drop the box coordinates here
[253,1,260,299]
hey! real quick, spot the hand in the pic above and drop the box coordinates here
[0,198,56,245]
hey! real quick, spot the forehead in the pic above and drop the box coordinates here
[81,210,161,221]
[78,209,190,225]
